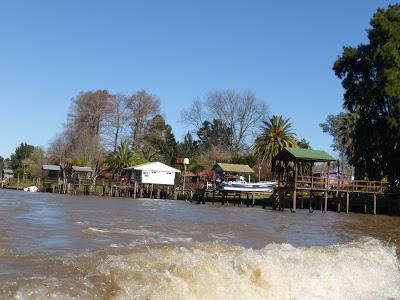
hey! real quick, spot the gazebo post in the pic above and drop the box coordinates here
[292,160,297,212]
[324,161,330,213]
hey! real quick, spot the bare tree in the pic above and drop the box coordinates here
[181,89,268,154]
[62,90,114,181]
[48,133,72,193]
[71,129,105,182]
[198,145,233,168]
[68,90,114,138]
[125,90,160,151]
[105,94,129,151]
[180,98,205,131]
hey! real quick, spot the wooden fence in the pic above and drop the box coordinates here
[295,176,389,194]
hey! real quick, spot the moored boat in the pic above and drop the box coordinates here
[220,181,277,192]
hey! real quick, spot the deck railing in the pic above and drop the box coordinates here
[295,176,389,194]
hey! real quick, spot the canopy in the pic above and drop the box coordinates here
[72,166,93,173]
[42,165,61,171]
[212,163,254,174]
[274,147,336,163]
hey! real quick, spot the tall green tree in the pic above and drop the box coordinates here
[333,4,400,188]
[253,115,298,163]
[9,143,35,177]
[176,132,198,158]
[197,119,232,151]
[143,115,177,164]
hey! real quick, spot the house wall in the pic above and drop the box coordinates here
[135,170,176,185]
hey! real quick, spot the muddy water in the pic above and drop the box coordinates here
[0,189,399,299]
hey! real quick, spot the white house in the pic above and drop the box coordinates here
[124,162,181,186]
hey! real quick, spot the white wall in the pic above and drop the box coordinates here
[136,170,176,185]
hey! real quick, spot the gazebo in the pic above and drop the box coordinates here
[42,164,62,192]
[70,166,93,184]
[42,165,61,181]
[273,147,337,212]
[211,163,254,183]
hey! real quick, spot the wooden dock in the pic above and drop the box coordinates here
[2,176,397,215]
[289,175,390,214]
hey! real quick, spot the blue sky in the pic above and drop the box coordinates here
[0,0,397,158]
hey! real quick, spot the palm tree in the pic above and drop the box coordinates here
[105,141,139,175]
[253,115,298,180]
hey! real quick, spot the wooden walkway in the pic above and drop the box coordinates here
[295,176,389,194]
[290,176,390,214]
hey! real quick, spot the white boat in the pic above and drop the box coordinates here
[220,181,277,192]
[23,186,39,192]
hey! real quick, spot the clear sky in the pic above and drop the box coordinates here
[0,0,397,158]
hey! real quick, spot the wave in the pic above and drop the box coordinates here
[7,237,400,300]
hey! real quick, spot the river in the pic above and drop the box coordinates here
[0,189,399,299]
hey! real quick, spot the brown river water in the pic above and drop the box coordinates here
[0,189,399,299]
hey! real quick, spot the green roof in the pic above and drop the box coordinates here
[275,147,336,162]
[212,163,254,174]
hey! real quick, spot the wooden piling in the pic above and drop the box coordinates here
[373,194,376,215]
[364,197,367,214]
[292,188,297,212]
[346,192,349,214]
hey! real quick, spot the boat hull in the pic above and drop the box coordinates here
[220,182,276,192]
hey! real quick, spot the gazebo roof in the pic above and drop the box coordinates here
[72,166,93,173]
[42,164,61,171]
[212,163,254,174]
[275,147,336,162]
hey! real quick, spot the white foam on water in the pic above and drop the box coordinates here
[9,237,400,300]
[84,227,110,233]
[97,237,400,300]
[75,221,90,225]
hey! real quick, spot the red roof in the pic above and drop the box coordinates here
[183,172,198,177]
[198,169,215,178]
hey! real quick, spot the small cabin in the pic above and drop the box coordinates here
[42,165,61,182]
[124,162,181,186]
[1,169,13,180]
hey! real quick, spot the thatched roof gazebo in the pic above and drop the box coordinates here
[212,163,254,182]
